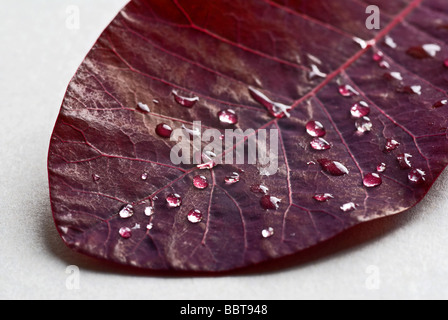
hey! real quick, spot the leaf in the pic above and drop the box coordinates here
[48,0,448,272]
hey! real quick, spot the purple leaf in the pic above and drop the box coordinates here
[48,0,448,272]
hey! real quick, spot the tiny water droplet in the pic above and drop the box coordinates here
[218,109,238,125]
[384,139,400,152]
[373,51,384,62]
[310,137,331,151]
[260,195,281,210]
[408,168,426,184]
[340,202,357,212]
[377,163,387,173]
[225,172,240,185]
[313,193,334,202]
[444,59,448,68]
[153,99,159,104]
[187,209,203,224]
[145,206,155,217]
[339,84,359,97]
[384,35,397,49]
[407,44,441,59]
[350,101,371,118]
[308,64,327,80]
[119,204,134,219]
[166,194,182,208]
[193,175,209,190]
[353,37,368,49]
[147,223,154,231]
[318,159,349,176]
[250,184,269,194]
[397,85,422,95]
[248,86,292,118]
[137,102,150,113]
[141,172,149,181]
[378,60,391,69]
[397,153,413,169]
[355,117,373,133]
[363,173,382,188]
[119,227,132,239]
[172,90,199,108]
[262,227,275,239]
[92,174,101,182]
[433,99,448,109]
[384,71,403,81]
[307,161,316,165]
[306,120,326,137]
[156,123,173,138]
[197,152,217,170]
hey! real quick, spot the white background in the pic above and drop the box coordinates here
[1,0,447,300]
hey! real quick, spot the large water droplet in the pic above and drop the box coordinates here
[119,204,134,219]
[310,137,331,151]
[172,90,199,108]
[318,159,349,176]
[306,120,326,137]
[166,194,182,208]
[313,193,334,202]
[384,139,400,152]
[218,109,238,125]
[340,202,357,212]
[377,163,387,173]
[225,172,240,185]
[350,101,370,118]
[119,227,132,239]
[355,117,373,133]
[262,227,275,239]
[363,173,382,188]
[260,195,281,210]
[187,209,203,224]
[433,99,448,109]
[338,84,359,97]
[193,175,209,189]
[156,123,173,138]
[408,168,426,184]
[137,102,150,113]
[250,184,269,194]
[248,87,292,118]
[397,153,412,169]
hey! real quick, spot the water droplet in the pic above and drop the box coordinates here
[187,209,203,224]
[310,137,331,151]
[313,193,334,202]
[350,101,371,118]
[250,184,269,194]
[166,194,182,208]
[225,172,240,185]
[260,195,281,210]
[172,90,199,108]
[306,120,326,137]
[119,227,132,239]
[396,85,422,95]
[262,227,275,239]
[373,51,384,62]
[384,35,397,49]
[153,99,159,104]
[92,174,101,182]
[141,172,149,181]
[218,109,238,125]
[197,152,217,170]
[248,86,292,118]
[408,168,426,184]
[397,153,413,169]
[145,206,155,217]
[119,204,134,219]
[384,71,403,81]
[407,44,441,59]
[384,139,400,152]
[444,59,448,68]
[355,117,373,133]
[378,60,391,69]
[307,161,316,165]
[339,84,359,97]
[340,202,357,212]
[309,64,327,80]
[363,173,382,188]
[377,163,387,173]
[318,159,349,176]
[137,102,150,113]
[193,175,209,189]
[433,99,448,109]
[147,223,154,231]
[353,37,368,49]
[155,123,173,138]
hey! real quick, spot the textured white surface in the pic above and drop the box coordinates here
[1,0,448,300]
